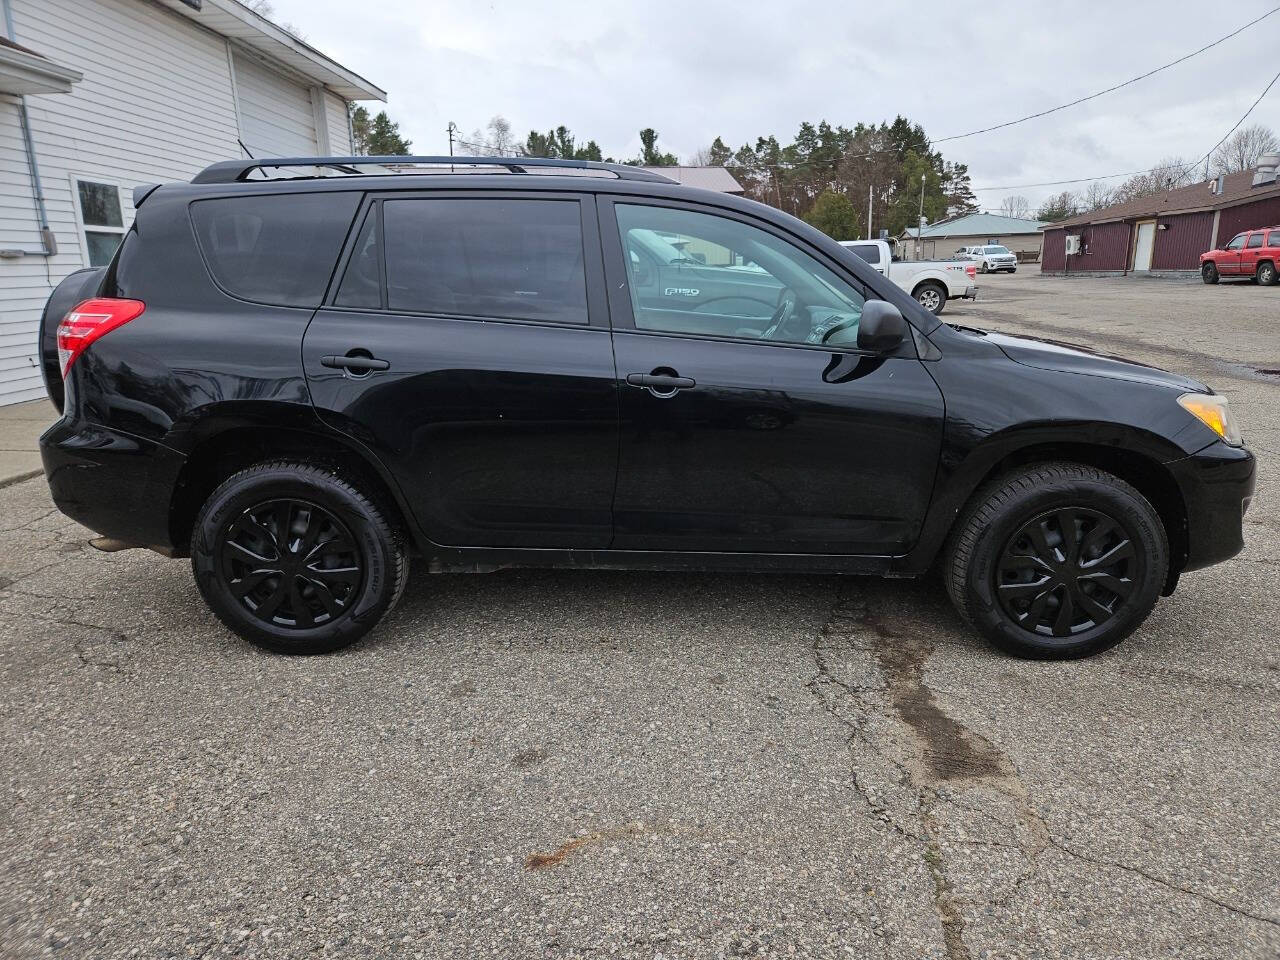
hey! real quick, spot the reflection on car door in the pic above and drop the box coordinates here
[1219,234,1245,275]
[1241,232,1265,278]
[303,193,619,549]
[599,197,946,555]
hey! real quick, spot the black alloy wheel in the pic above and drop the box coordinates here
[995,507,1140,639]
[220,498,363,629]
[1202,262,1219,284]
[944,461,1168,659]
[192,461,408,654]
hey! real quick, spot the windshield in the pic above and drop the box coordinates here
[985,246,1012,255]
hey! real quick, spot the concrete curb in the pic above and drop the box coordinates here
[0,469,42,491]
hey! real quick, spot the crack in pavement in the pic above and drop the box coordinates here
[806,582,1278,959]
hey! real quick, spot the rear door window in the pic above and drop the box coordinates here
[846,243,881,264]
[191,192,360,307]
[1270,230,1280,247]
[1247,232,1265,248]
[381,197,588,324]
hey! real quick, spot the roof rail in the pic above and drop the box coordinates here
[191,155,680,185]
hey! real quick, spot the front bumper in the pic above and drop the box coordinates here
[1166,440,1256,572]
[40,418,185,553]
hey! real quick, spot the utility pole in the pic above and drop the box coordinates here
[867,183,873,241]
[447,122,457,172]
[916,173,926,260]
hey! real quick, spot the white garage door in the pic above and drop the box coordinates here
[233,51,317,158]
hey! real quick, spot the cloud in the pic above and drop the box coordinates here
[270,0,1280,209]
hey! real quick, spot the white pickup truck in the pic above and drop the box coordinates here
[839,239,977,315]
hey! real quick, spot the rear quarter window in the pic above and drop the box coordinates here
[190,192,361,307]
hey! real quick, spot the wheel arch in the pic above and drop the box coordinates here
[955,441,1188,584]
[168,421,423,558]
[901,436,1189,588]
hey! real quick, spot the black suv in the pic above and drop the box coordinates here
[38,156,1254,659]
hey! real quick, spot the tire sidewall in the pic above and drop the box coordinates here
[192,467,396,653]
[917,283,945,314]
[1260,262,1276,286]
[962,477,1167,658]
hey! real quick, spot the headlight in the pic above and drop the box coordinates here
[1177,393,1242,446]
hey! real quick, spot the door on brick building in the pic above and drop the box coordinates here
[1133,220,1156,272]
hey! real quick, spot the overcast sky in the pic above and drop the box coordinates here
[269,0,1280,213]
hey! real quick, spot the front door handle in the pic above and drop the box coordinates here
[626,373,695,390]
[321,353,390,373]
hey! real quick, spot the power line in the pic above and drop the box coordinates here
[935,4,1280,144]
[971,61,1280,193]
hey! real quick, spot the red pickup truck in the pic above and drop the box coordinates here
[1201,226,1280,285]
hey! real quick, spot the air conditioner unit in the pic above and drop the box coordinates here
[1065,234,1082,255]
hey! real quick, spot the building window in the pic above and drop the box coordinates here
[74,179,126,267]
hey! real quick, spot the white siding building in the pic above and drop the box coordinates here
[0,0,384,405]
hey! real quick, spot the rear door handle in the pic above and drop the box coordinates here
[626,373,695,390]
[321,353,390,372]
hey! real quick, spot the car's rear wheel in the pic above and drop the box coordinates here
[1258,261,1277,286]
[945,462,1167,659]
[1201,262,1219,284]
[191,461,408,654]
[914,281,947,315]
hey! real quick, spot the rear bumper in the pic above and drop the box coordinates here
[1166,440,1255,572]
[40,418,185,553]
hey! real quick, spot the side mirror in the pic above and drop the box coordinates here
[857,300,907,353]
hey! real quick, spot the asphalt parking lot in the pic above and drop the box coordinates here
[2,271,1278,959]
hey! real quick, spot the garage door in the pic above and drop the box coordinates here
[232,51,317,158]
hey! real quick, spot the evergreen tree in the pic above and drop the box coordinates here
[803,190,860,240]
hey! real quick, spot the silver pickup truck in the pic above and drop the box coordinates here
[839,239,977,315]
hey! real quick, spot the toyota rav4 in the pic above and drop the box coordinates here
[38,156,1255,659]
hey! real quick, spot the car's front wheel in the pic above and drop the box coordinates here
[914,281,947,315]
[1201,262,1219,284]
[191,461,408,654]
[945,462,1168,659]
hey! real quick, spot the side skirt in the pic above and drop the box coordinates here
[423,546,898,576]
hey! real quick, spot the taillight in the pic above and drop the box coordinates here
[57,298,145,378]
[964,263,977,279]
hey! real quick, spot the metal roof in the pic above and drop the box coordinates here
[639,166,744,193]
[902,212,1047,239]
[1045,168,1280,230]
[154,0,385,101]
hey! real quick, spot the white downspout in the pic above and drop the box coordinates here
[2,0,57,257]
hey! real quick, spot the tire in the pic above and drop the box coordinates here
[1258,261,1277,286]
[1009,267,1018,273]
[914,281,947,315]
[1201,262,1219,285]
[979,261,989,274]
[191,461,408,654]
[944,462,1168,659]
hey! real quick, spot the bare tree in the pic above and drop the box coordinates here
[1080,181,1116,212]
[1113,156,1198,203]
[240,0,305,40]
[998,195,1030,219]
[486,116,514,156]
[686,146,712,166]
[1210,124,1279,176]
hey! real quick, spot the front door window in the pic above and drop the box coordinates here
[614,203,866,349]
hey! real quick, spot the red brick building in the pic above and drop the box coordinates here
[1042,165,1280,276]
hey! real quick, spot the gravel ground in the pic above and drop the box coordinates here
[1,270,1277,959]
